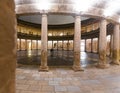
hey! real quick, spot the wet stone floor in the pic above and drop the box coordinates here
[17,50,100,66]
[16,50,120,93]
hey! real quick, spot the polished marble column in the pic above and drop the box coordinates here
[0,0,16,93]
[36,40,38,50]
[110,35,113,58]
[39,14,49,71]
[91,38,93,53]
[73,15,83,71]
[97,19,109,68]
[25,39,27,50]
[20,38,21,51]
[119,30,120,61]
[85,39,87,52]
[112,24,120,64]
[31,40,32,50]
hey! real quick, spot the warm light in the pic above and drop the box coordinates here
[28,50,32,57]
[60,33,63,36]
[35,0,51,10]
[48,33,52,36]
[28,42,31,50]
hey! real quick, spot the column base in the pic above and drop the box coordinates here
[72,65,84,71]
[111,61,120,65]
[16,63,22,68]
[39,66,49,72]
[96,63,110,69]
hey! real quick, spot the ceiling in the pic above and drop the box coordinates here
[18,15,88,25]
[16,0,120,24]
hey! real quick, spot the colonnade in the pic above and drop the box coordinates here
[38,14,120,71]
[17,14,120,71]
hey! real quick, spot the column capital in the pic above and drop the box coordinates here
[72,14,81,18]
[41,10,48,14]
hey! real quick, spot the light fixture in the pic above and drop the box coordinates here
[35,0,51,10]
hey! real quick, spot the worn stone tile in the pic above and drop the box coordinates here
[27,85,41,91]
[49,81,59,85]
[25,80,38,85]
[16,65,120,93]
[67,86,80,92]
[41,85,54,92]
[17,84,29,90]
[55,86,67,92]
[38,81,49,86]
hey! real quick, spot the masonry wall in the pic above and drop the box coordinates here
[0,0,16,93]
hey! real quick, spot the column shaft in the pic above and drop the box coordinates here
[113,24,120,64]
[98,19,109,68]
[39,14,48,71]
[73,15,83,71]
[20,39,21,51]
[85,39,87,52]
[31,40,32,50]
[110,35,113,58]
[25,39,27,50]
[91,38,93,53]
[36,40,38,50]
[0,0,16,93]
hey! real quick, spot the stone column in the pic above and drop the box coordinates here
[57,40,58,51]
[110,35,113,58]
[20,39,21,51]
[73,15,83,71]
[36,40,38,50]
[52,40,53,49]
[39,14,49,71]
[112,24,120,64]
[97,19,109,68]
[85,39,87,52]
[97,37,99,53]
[0,0,16,93]
[119,30,120,61]
[31,40,32,50]
[91,38,93,53]
[25,39,27,51]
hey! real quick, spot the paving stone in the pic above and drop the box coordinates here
[16,65,120,93]
[41,85,54,92]
[55,86,67,92]
[67,86,80,92]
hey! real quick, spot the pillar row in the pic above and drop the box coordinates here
[39,14,49,71]
[73,15,83,71]
[97,19,109,68]
[112,24,120,65]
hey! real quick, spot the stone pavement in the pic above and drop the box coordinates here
[16,65,120,93]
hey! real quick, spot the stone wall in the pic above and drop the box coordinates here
[0,0,16,93]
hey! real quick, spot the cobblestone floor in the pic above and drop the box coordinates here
[16,65,120,93]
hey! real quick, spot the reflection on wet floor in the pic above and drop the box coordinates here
[17,50,103,67]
